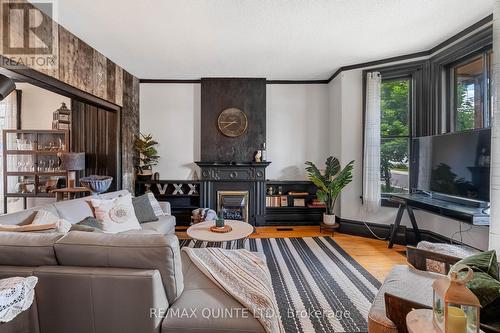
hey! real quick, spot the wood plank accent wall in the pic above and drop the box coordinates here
[121,71,140,192]
[0,0,139,192]
[71,100,119,191]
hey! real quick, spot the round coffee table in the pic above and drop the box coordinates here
[187,220,254,249]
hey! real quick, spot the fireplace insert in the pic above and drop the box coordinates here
[217,191,249,222]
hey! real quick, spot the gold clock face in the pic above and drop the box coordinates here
[217,108,248,137]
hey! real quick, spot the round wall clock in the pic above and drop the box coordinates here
[217,108,248,137]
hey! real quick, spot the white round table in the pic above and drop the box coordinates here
[406,309,484,333]
[187,220,254,248]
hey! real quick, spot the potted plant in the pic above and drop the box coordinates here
[134,133,160,180]
[305,157,354,226]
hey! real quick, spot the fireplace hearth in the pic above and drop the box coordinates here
[196,161,270,226]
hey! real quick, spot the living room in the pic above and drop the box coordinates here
[0,1,499,333]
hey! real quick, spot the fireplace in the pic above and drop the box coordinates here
[217,191,249,222]
[196,161,270,226]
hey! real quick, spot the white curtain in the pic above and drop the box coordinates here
[489,1,500,253]
[363,72,381,212]
[0,90,18,207]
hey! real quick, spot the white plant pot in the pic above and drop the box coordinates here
[323,213,337,226]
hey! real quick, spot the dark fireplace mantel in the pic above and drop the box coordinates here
[195,161,270,226]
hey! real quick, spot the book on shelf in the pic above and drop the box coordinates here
[288,191,309,196]
[293,198,306,207]
[307,198,325,208]
[266,196,281,207]
[280,195,288,207]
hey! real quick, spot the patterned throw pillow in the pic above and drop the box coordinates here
[147,192,164,217]
[31,210,72,233]
[90,193,141,233]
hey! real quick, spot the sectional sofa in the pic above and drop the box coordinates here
[0,190,267,333]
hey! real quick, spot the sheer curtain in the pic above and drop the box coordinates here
[0,90,18,210]
[489,1,500,253]
[363,72,381,212]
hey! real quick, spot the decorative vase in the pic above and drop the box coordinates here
[323,213,337,226]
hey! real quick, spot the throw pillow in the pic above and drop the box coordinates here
[132,194,159,223]
[147,192,164,217]
[463,271,500,322]
[31,210,72,233]
[70,217,104,233]
[90,193,141,233]
[452,250,499,279]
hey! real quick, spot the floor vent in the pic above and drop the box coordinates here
[276,227,294,231]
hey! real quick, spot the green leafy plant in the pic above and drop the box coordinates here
[305,157,354,215]
[134,133,160,174]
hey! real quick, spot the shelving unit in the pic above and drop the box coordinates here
[135,180,201,226]
[265,180,324,225]
[2,130,69,212]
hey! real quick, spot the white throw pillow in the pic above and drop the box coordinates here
[31,210,72,233]
[147,192,164,217]
[90,193,141,233]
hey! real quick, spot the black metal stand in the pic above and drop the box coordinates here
[388,202,422,248]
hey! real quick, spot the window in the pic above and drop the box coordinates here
[380,78,411,194]
[451,49,492,132]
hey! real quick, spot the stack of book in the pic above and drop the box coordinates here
[265,196,281,207]
[307,198,326,208]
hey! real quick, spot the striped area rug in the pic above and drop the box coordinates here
[179,237,381,333]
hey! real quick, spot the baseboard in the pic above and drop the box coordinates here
[338,218,458,246]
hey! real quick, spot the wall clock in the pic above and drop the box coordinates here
[217,108,248,137]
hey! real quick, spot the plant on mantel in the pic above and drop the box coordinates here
[134,133,160,178]
[305,156,354,226]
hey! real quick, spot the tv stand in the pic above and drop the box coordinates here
[387,193,490,248]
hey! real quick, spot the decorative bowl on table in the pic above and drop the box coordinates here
[79,175,113,195]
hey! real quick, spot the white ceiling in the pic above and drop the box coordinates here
[44,0,493,80]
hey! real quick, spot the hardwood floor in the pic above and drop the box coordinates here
[176,225,408,282]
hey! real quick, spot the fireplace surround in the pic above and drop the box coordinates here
[196,161,270,226]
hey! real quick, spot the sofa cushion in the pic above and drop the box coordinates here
[0,205,59,226]
[141,215,176,235]
[132,194,159,223]
[53,190,130,224]
[0,232,64,266]
[162,251,265,333]
[53,199,94,224]
[368,265,439,333]
[54,231,183,304]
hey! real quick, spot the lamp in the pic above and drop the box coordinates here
[0,74,16,101]
[60,152,85,188]
[432,264,481,333]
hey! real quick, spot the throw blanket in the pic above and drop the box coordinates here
[0,276,38,323]
[182,247,284,333]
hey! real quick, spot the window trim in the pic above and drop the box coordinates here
[446,46,493,132]
[362,61,425,206]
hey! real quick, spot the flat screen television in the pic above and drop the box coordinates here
[411,128,491,202]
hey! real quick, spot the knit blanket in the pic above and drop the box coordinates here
[182,247,284,333]
[0,276,38,323]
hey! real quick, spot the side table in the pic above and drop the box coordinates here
[51,187,91,201]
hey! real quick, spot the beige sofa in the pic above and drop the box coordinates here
[0,191,266,333]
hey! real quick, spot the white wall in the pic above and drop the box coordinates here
[16,83,71,130]
[140,83,331,180]
[266,84,330,180]
[140,83,201,180]
[330,69,490,250]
